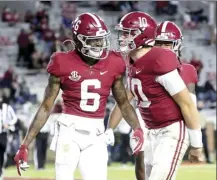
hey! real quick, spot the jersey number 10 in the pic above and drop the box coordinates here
[130,78,151,108]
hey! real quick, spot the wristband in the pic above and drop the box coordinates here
[187,128,203,148]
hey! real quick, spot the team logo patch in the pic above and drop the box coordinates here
[69,71,81,81]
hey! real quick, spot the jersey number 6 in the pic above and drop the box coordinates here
[80,79,101,112]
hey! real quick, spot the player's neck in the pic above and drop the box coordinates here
[79,51,99,66]
[83,58,99,66]
[130,47,152,61]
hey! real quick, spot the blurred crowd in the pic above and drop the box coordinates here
[1,6,20,25]
[0,67,36,105]
[14,1,76,69]
[0,1,216,171]
[181,52,216,108]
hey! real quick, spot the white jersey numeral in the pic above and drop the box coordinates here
[131,78,151,108]
[80,79,101,112]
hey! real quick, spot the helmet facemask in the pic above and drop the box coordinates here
[77,32,110,60]
[155,32,183,56]
[116,25,141,54]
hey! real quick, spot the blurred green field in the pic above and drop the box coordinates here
[5,163,216,180]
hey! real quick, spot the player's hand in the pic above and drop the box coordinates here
[104,128,115,146]
[130,128,144,155]
[14,145,30,176]
[188,146,203,163]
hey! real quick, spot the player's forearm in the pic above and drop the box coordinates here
[108,90,135,130]
[22,104,52,146]
[111,76,140,129]
[172,88,200,129]
[120,103,141,130]
[107,103,123,129]
[180,103,201,129]
[180,103,203,147]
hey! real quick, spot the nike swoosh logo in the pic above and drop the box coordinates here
[100,71,108,75]
[135,70,142,74]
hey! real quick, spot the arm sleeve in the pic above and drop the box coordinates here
[153,49,179,75]
[156,69,186,96]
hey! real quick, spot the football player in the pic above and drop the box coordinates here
[135,21,200,180]
[14,13,144,180]
[155,21,198,106]
[107,12,203,180]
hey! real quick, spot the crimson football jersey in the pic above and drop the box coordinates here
[179,63,198,85]
[128,47,183,129]
[47,50,125,118]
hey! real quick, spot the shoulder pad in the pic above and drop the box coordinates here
[153,48,179,75]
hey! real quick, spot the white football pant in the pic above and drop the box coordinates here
[52,114,108,180]
[144,121,189,180]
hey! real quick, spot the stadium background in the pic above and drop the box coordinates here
[0,1,216,180]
